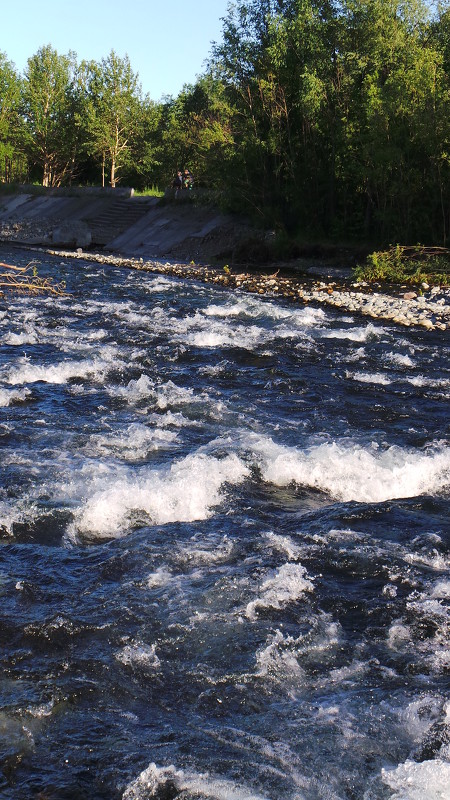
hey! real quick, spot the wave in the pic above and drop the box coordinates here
[123,761,271,800]
[88,422,178,460]
[5,353,123,386]
[69,451,249,539]
[320,322,382,342]
[245,563,314,620]
[246,434,450,503]
[381,758,450,800]
[0,386,31,406]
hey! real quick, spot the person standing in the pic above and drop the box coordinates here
[183,168,193,190]
[172,170,183,198]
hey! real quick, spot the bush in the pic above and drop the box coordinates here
[354,245,450,286]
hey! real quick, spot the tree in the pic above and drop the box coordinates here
[152,74,235,191]
[22,45,81,186]
[211,0,336,225]
[82,51,144,188]
[337,0,450,242]
[0,53,25,182]
[209,0,450,243]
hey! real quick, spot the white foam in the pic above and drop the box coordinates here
[321,323,381,342]
[115,374,154,402]
[255,629,306,680]
[0,499,36,535]
[350,371,392,385]
[187,320,267,350]
[387,581,450,673]
[405,551,450,571]
[153,380,198,409]
[115,641,160,670]
[169,299,326,351]
[123,762,271,800]
[147,567,174,589]
[89,423,178,460]
[385,352,415,368]
[115,375,206,411]
[3,329,38,345]
[203,296,325,327]
[142,275,178,293]
[199,362,228,376]
[5,354,121,386]
[203,300,254,318]
[177,535,234,566]
[343,346,366,363]
[431,580,450,599]
[255,618,341,682]
[398,695,444,744]
[407,375,450,389]
[245,563,314,620]
[263,532,302,561]
[69,451,249,539]
[381,758,450,799]
[0,387,31,407]
[75,298,155,330]
[24,699,55,718]
[248,434,450,503]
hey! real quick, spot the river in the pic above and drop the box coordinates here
[0,247,449,800]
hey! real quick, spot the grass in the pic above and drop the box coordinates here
[132,186,165,197]
[354,245,450,287]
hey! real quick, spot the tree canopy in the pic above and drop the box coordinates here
[0,0,449,246]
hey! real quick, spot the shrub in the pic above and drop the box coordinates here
[354,245,450,286]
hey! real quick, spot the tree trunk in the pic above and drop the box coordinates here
[42,162,50,187]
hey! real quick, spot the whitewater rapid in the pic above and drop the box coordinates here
[0,248,448,800]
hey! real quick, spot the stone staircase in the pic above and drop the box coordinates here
[84,197,158,246]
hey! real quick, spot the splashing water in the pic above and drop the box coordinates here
[0,248,449,800]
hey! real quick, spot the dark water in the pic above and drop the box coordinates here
[0,248,449,800]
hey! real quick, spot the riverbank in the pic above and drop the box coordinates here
[2,188,448,330]
[33,245,448,331]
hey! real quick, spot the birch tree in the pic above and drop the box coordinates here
[83,51,143,188]
[22,45,80,186]
[0,53,24,182]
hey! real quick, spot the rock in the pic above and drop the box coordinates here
[52,221,92,248]
[403,291,417,300]
[419,317,434,329]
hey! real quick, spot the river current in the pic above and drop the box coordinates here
[0,248,449,800]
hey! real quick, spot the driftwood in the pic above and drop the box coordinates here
[393,246,450,262]
[0,261,66,296]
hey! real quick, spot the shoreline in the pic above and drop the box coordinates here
[3,242,450,332]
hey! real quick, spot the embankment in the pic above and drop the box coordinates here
[0,187,448,330]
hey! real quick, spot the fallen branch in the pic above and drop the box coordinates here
[0,260,66,296]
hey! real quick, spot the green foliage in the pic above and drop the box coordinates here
[0,0,448,248]
[354,245,450,285]
[209,0,450,242]
[0,52,27,182]
[22,45,81,187]
[132,186,164,197]
[80,51,147,188]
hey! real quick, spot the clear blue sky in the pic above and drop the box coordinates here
[2,0,230,100]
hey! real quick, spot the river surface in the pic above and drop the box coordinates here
[0,248,449,800]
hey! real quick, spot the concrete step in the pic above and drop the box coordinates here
[84,198,157,245]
